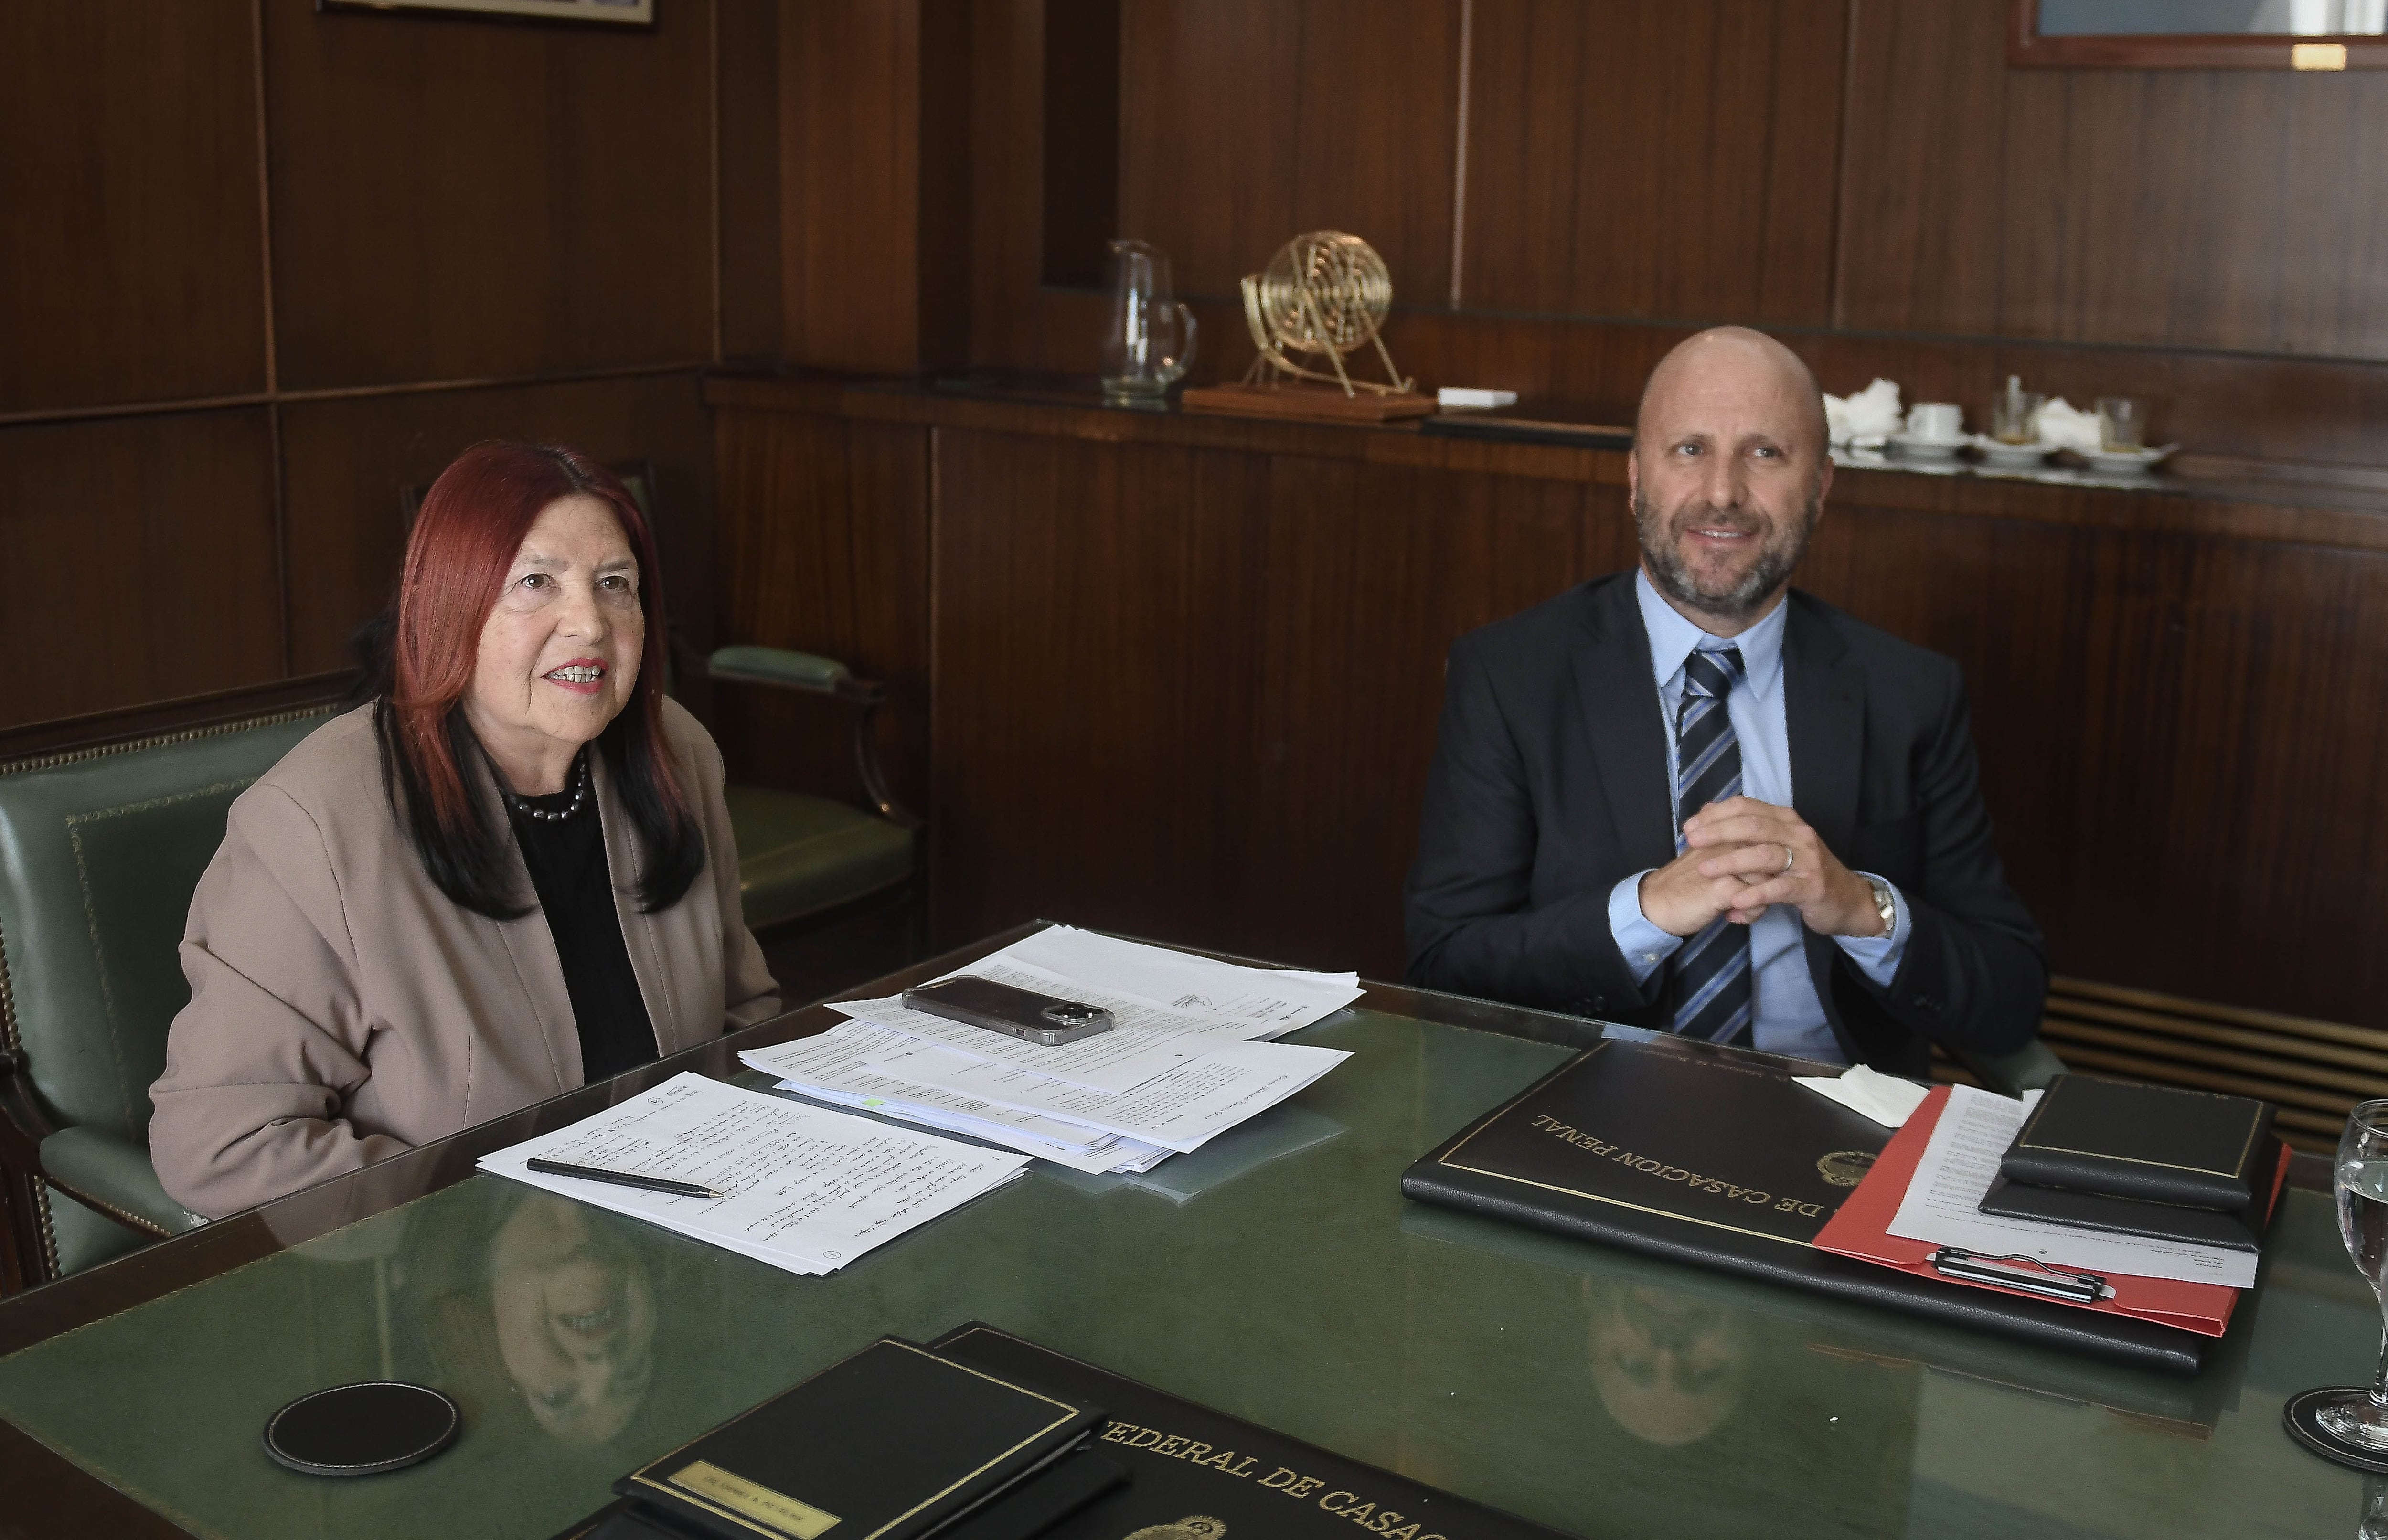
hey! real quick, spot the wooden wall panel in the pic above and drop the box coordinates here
[967,0,1051,370]
[718,0,785,361]
[959,0,2388,469]
[781,0,926,372]
[711,409,932,816]
[278,373,715,675]
[1794,479,2388,1031]
[930,428,1273,949]
[720,380,2388,1031]
[1239,460,1599,977]
[1115,0,1461,305]
[1842,0,2388,357]
[0,1,267,413]
[0,412,281,730]
[264,0,714,390]
[1462,0,1846,325]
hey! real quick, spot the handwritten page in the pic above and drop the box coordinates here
[1886,1083,2256,1289]
[776,1083,1170,1177]
[747,1021,1115,1151]
[477,1073,1028,1275]
[743,1022,1178,1175]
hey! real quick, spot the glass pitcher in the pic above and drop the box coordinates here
[1100,239,1196,404]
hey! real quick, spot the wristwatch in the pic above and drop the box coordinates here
[1864,876,1897,939]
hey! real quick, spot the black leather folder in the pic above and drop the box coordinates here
[1399,1038,2212,1376]
[1979,1136,2289,1251]
[604,1337,1103,1540]
[929,1323,1572,1539]
[2000,1074,2276,1211]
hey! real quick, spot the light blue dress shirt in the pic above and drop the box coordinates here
[1605,571,1911,1063]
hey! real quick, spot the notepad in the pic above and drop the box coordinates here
[611,1338,1103,1540]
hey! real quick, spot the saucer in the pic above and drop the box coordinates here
[1890,432,1967,461]
[2076,443,2177,475]
[1971,435,2055,469]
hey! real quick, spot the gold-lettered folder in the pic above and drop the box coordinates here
[588,1338,1102,1540]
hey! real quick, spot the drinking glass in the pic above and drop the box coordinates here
[2288,1100,2388,1468]
[1100,239,1197,405]
[1991,376,2044,444]
[2096,396,2145,452]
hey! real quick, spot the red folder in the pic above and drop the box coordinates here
[1813,1085,2290,1338]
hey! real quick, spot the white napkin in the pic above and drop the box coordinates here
[2035,397,2103,454]
[1823,378,1903,448]
[1795,1063,1930,1128]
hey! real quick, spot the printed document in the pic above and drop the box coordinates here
[852,1032,1351,1153]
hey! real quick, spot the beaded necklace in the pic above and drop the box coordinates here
[502,750,590,823]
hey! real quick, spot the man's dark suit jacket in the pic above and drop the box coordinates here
[1403,572,2046,1074]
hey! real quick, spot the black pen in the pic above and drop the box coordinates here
[527,1158,724,1200]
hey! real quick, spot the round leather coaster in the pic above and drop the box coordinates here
[2284,1387,2388,1474]
[263,1382,459,1477]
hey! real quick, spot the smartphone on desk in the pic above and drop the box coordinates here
[901,977,1115,1047]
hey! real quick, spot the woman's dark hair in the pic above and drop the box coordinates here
[369,441,703,920]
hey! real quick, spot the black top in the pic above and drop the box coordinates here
[508,765,659,1084]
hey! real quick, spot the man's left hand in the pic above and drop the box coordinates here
[1681,796,1886,937]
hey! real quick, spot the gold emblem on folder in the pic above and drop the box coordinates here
[1124,1518,1227,1540]
[1815,1150,1875,1189]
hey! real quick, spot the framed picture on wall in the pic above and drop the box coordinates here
[2011,0,2388,67]
[318,0,654,26]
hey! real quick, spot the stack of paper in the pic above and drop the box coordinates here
[741,927,1360,1176]
[479,1073,1030,1276]
[1885,1083,2260,1290]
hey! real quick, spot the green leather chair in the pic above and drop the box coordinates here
[693,644,921,934]
[0,710,334,1284]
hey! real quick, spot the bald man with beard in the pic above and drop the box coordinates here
[1403,328,2046,1072]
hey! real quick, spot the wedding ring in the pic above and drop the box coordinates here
[1781,844,1796,874]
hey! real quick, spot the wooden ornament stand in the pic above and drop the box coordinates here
[1180,381,1438,424]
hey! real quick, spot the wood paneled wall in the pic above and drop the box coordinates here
[0,0,782,734]
[948,0,2388,468]
[710,380,2388,1036]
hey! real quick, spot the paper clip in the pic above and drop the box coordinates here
[1927,1247,2108,1304]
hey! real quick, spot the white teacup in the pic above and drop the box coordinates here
[1904,402,1964,442]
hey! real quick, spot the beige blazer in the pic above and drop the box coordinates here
[150,700,780,1218]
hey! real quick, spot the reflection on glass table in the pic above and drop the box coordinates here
[0,943,2372,1540]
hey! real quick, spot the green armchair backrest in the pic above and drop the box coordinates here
[0,713,333,1143]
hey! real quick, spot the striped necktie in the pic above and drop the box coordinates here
[1666,645,1754,1045]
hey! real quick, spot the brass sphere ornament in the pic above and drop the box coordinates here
[1239,230,1415,398]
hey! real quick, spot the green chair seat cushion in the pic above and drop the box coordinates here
[39,1126,204,1237]
[723,786,914,932]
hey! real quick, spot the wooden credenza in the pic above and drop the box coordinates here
[707,372,2388,1061]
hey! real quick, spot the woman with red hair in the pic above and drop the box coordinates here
[150,442,779,1218]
